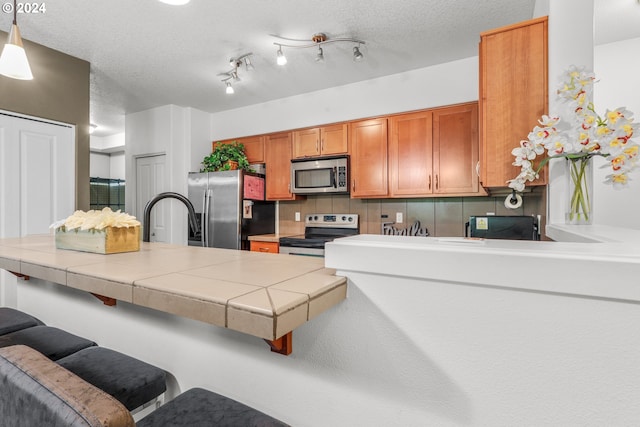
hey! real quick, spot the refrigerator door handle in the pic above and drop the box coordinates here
[202,190,209,247]
[207,190,214,247]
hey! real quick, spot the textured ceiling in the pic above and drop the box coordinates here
[1,0,638,137]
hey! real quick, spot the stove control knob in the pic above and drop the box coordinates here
[341,216,346,221]
[348,216,353,222]
[314,216,318,221]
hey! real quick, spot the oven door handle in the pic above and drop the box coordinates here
[332,167,338,188]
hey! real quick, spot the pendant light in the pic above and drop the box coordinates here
[0,0,33,80]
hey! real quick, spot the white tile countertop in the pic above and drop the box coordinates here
[0,235,346,345]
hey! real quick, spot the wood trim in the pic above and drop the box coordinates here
[479,15,548,37]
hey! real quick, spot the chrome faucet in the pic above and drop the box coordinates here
[142,192,199,242]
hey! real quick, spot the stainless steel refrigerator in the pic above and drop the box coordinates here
[187,170,275,249]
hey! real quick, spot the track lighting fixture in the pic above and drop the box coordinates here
[218,52,253,94]
[353,45,364,62]
[271,33,365,65]
[276,46,287,65]
[0,0,33,80]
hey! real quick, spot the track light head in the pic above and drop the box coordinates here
[225,81,234,94]
[276,46,287,65]
[353,45,364,62]
[315,46,324,63]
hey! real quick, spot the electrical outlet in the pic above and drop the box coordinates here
[295,212,301,222]
[396,212,403,224]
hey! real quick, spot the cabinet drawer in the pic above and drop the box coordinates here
[250,241,279,253]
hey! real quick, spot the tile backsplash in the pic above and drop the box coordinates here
[278,188,546,238]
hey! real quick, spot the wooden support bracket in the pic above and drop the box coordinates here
[9,271,29,280]
[90,293,117,306]
[264,331,292,356]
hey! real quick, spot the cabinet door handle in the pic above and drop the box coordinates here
[476,161,480,177]
[428,175,431,190]
[435,174,439,190]
[352,180,355,192]
[321,139,324,152]
[316,139,319,153]
[259,247,270,252]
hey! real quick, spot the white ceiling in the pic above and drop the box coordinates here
[1,0,639,137]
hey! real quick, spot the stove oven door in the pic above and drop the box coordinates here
[278,245,325,257]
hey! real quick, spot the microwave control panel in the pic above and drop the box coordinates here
[338,166,347,189]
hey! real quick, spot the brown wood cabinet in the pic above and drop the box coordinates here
[215,135,265,164]
[432,103,480,194]
[389,111,434,196]
[249,241,279,253]
[389,103,480,197]
[350,118,388,198]
[479,16,548,188]
[292,124,348,158]
[265,132,298,200]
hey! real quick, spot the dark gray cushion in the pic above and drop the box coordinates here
[0,325,96,361]
[0,345,135,427]
[57,346,167,411]
[0,307,44,335]
[138,387,290,427]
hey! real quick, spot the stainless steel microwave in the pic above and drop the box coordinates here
[291,156,349,194]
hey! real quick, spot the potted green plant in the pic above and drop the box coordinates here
[201,141,251,172]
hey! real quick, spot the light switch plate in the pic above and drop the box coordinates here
[295,212,301,222]
[396,212,403,223]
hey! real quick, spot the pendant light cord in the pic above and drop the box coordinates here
[13,0,17,25]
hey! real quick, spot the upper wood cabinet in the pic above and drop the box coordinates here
[479,16,548,188]
[215,135,265,164]
[432,103,479,194]
[389,103,480,197]
[292,124,348,158]
[265,132,298,200]
[350,118,388,198]
[389,111,434,196]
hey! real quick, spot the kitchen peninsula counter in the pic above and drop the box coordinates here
[0,235,346,343]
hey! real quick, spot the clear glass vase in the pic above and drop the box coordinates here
[565,156,593,225]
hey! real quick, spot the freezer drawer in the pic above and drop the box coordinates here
[466,215,539,240]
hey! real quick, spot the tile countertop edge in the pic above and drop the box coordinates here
[0,235,349,342]
[325,234,640,303]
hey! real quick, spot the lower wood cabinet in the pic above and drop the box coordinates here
[349,118,388,198]
[249,241,279,253]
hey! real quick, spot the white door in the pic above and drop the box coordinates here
[135,154,168,242]
[0,111,75,306]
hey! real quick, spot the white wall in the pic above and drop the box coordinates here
[110,152,125,180]
[209,57,478,144]
[90,152,111,178]
[593,37,640,229]
[90,133,126,180]
[125,105,211,244]
[545,0,595,225]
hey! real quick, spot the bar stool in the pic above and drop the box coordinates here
[137,387,290,427]
[0,325,96,360]
[57,346,167,412]
[0,307,44,336]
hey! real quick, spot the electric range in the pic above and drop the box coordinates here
[279,214,359,257]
